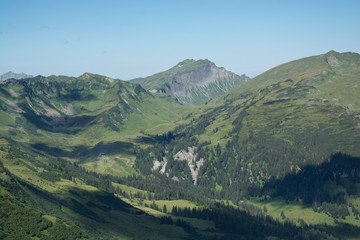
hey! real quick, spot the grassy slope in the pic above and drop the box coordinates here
[133,52,360,239]
[0,73,193,177]
[1,51,360,239]
[112,183,220,239]
[0,187,89,240]
[116,178,360,240]
[196,51,360,175]
[0,138,194,239]
[248,194,360,240]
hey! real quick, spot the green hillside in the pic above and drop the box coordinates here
[226,50,360,109]
[137,50,360,197]
[1,51,360,239]
[131,59,249,105]
[0,139,198,239]
[0,73,193,176]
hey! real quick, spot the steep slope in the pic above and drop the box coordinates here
[1,138,339,240]
[131,59,249,105]
[0,139,197,239]
[135,51,360,197]
[0,71,33,81]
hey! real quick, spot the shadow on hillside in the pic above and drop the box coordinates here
[20,102,98,134]
[31,141,134,160]
[58,91,97,101]
[15,177,144,226]
[135,132,185,145]
[262,153,360,203]
[316,223,360,239]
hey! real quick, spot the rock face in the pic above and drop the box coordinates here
[0,71,33,81]
[163,61,248,105]
[151,146,204,185]
[174,147,204,184]
[325,55,341,67]
[131,59,249,105]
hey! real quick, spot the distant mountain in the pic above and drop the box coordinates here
[131,59,249,105]
[0,71,33,81]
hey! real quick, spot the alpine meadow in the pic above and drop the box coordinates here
[1,1,360,239]
[0,50,360,239]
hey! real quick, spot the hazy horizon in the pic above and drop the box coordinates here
[1,0,359,80]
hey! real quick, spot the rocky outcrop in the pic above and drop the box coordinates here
[174,146,204,184]
[151,146,205,185]
[325,55,341,67]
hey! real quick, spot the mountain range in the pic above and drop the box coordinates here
[0,51,360,239]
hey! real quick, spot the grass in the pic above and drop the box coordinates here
[0,140,195,239]
[0,73,198,178]
[249,197,336,226]
[112,182,216,231]
[249,194,360,228]
[83,155,137,176]
[112,184,217,238]
[181,51,360,188]
[145,199,199,211]
[42,215,57,223]
[113,183,201,212]
[346,197,360,226]
[1,51,360,239]
[112,182,151,197]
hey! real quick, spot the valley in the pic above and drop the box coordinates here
[0,51,360,239]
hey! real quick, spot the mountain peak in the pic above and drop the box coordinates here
[79,72,94,78]
[78,72,115,83]
[173,59,213,71]
[131,59,249,105]
[176,59,211,66]
[326,50,339,55]
[177,59,196,66]
[323,50,360,67]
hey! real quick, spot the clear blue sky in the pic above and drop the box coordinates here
[1,0,359,79]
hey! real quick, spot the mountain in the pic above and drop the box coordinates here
[0,73,190,176]
[0,72,326,240]
[137,51,360,196]
[0,71,33,81]
[1,53,360,239]
[131,59,249,105]
[0,73,199,239]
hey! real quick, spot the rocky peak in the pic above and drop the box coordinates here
[172,60,236,87]
[131,59,249,105]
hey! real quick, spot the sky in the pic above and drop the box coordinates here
[1,0,360,79]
